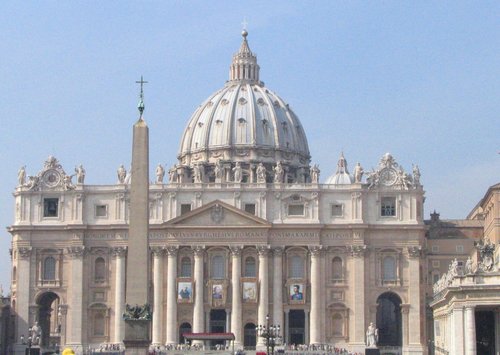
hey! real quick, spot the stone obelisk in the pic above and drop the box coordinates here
[123,77,151,355]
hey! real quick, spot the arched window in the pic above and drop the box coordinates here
[211,255,225,278]
[332,313,344,336]
[93,312,105,336]
[289,255,304,278]
[43,257,56,280]
[244,323,257,347]
[94,257,106,282]
[244,257,256,277]
[179,322,192,344]
[332,257,343,280]
[180,257,192,277]
[383,256,396,281]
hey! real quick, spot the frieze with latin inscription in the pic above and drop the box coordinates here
[321,231,352,240]
[168,231,266,239]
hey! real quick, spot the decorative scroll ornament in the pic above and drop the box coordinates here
[18,247,33,258]
[20,156,75,191]
[349,244,367,258]
[407,246,422,258]
[475,237,496,273]
[122,303,152,321]
[366,153,419,190]
[67,246,86,258]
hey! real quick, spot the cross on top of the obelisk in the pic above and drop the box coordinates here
[135,75,148,117]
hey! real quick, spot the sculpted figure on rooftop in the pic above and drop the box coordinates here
[117,165,126,184]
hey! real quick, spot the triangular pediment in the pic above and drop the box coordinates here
[165,200,271,227]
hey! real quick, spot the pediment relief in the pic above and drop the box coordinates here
[166,200,271,227]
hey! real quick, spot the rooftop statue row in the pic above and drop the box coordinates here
[16,153,421,190]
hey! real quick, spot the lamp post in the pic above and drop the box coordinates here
[256,314,281,355]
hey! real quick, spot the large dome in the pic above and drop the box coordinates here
[176,31,311,184]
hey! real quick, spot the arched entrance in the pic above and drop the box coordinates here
[244,323,256,348]
[36,291,61,347]
[209,309,226,347]
[179,322,192,344]
[376,292,402,346]
[289,310,305,345]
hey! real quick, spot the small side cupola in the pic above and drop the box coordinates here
[325,152,354,185]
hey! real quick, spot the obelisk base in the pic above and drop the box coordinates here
[123,320,151,355]
[365,348,380,355]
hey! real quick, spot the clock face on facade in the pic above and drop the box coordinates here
[42,169,61,188]
[379,168,397,186]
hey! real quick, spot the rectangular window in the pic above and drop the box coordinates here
[331,204,343,217]
[456,245,464,253]
[288,204,305,216]
[43,198,59,217]
[95,205,108,217]
[432,260,440,268]
[244,203,256,215]
[180,204,192,215]
[381,197,396,217]
[431,245,440,253]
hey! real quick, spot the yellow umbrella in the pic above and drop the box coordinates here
[62,349,75,355]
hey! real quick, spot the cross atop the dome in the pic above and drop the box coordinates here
[135,75,148,117]
[241,18,248,32]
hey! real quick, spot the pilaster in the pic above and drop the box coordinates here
[66,246,86,352]
[348,243,366,351]
[272,247,284,332]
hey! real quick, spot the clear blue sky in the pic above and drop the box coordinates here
[0,2,499,290]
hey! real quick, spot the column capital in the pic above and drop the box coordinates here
[230,246,243,256]
[308,245,323,257]
[150,246,166,257]
[18,247,33,258]
[349,244,367,258]
[400,303,410,314]
[272,247,284,256]
[407,246,423,258]
[191,245,205,256]
[464,303,476,310]
[110,246,127,257]
[257,245,270,256]
[166,246,179,257]
[66,246,86,259]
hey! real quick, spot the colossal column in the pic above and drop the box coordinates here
[15,247,32,351]
[309,246,323,344]
[122,78,151,354]
[349,243,366,352]
[66,246,86,352]
[257,245,269,347]
[192,246,205,345]
[407,247,424,353]
[272,248,284,332]
[112,247,127,344]
[230,246,243,347]
[464,305,476,355]
[151,247,165,345]
[166,246,178,345]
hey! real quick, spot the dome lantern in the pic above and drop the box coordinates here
[229,31,260,84]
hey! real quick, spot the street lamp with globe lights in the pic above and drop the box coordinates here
[256,314,281,355]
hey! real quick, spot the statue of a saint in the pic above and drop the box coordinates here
[412,164,421,186]
[117,165,126,184]
[366,322,378,348]
[18,166,26,186]
[233,162,242,183]
[310,164,320,183]
[31,321,42,345]
[465,256,473,274]
[273,161,284,183]
[155,164,165,184]
[193,164,204,183]
[75,164,85,184]
[354,162,364,183]
[256,163,267,183]
[169,165,178,183]
[214,159,222,182]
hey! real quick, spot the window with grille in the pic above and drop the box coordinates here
[43,198,59,217]
[289,255,304,278]
[211,255,225,278]
[244,257,256,277]
[383,256,396,281]
[181,204,192,215]
[180,257,192,277]
[244,204,256,215]
[288,204,305,216]
[332,257,343,279]
[332,204,343,217]
[43,257,56,280]
[381,197,396,217]
[94,257,106,282]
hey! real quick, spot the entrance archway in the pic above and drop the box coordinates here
[36,291,60,347]
[179,322,192,344]
[376,292,402,346]
[289,310,305,345]
[209,309,227,346]
[244,323,256,348]
[476,311,496,354]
